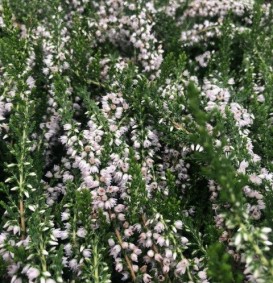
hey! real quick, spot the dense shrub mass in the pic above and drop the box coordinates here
[1,0,273,282]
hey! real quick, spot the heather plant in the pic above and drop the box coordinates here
[1,0,273,282]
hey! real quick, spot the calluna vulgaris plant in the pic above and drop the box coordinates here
[1,0,273,282]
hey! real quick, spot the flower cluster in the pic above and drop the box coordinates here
[1,1,273,283]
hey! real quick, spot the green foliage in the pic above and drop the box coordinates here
[207,243,243,283]
[1,0,273,282]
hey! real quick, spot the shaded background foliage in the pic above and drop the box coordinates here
[1,0,273,282]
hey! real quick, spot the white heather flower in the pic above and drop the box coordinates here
[198,271,207,280]
[0,16,4,28]
[60,230,69,240]
[114,204,125,213]
[124,228,133,237]
[249,174,262,185]
[132,265,139,272]
[121,272,129,281]
[129,243,136,250]
[143,140,151,148]
[261,227,272,234]
[8,263,20,276]
[154,253,163,262]
[0,233,7,243]
[64,243,72,256]
[108,238,115,247]
[116,262,123,272]
[181,237,189,245]
[118,213,126,221]
[130,253,138,262]
[13,225,20,235]
[156,236,165,246]
[257,94,265,103]
[45,171,53,178]
[154,222,165,233]
[83,249,92,258]
[77,228,87,238]
[238,160,249,174]
[52,228,62,238]
[251,207,261,220]
[133,140,141,148]
[163,258,171,266]
[110,245,121,258]
[134,223,142,232]
[145,238,153,248]
[26,267,40,281]
[69,259,78,271]
[26,76,36,89]
[143,273,152,283]
[62,257,68,267]
[105,198,117,209]
[61,212,70,221]
[165,249,172,258]
[174,220,183,230]
[176,259,189,275]
[228,78,235,85]
[11,277,22,283]
[63,124,72,131]
[163,264,170,273]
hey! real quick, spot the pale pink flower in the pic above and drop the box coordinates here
[63,124,72,131]
[121,272,129,281]
[163,264,170,273]
[257,94,265,103]
[155,253,163,262]
[108,238,115,247]
[105,198,117,209]
[61,230,69,240]
[175,259,189,275]
[116,262,123,272]
[124,228,134,237]
[165,249,172,258]
[77,227,87,238]
[154,222,164,233]
[249,174,262,185]
[83,249,92,258]
[11,277,22,283]
[132,265,139,272]
[238,160,249,174]
[198,271,207,280]
[26,267,40,281]
[110,245,121,258]
[8,263,20,276]
[143,273,152,283]
[69,259,78,271]
[174,220,183,230]
[26,76,35,89]
[130,253,138,262]
[145,238,153,248]
[52,229,62,238]
[64,243,72,256]
[157,236,165,246]
[61,212,70,221]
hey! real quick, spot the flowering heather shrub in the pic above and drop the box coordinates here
[1,0,273,282]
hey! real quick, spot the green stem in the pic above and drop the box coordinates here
[18,102,28,239]
[93,241,100,283]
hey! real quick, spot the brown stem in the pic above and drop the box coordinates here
[19,199,26,239]
[172,121,191,134]
[115,228,137,282]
